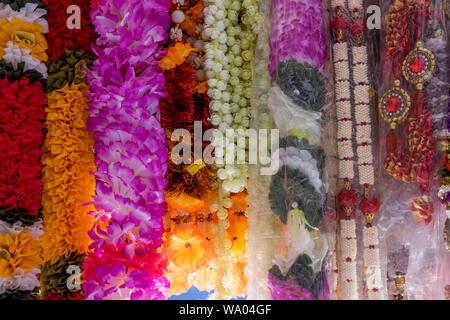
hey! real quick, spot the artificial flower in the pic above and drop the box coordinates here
[85,0,170,299]
[0,220,43,241]
[41,83,95,264]
[2,41,47,77]
[46,48,95,92]
[40,252,86,297]
[0,2,48,32]
[167,194,205,216]
[165,225,206,272]
[268,273,315,300]
[0,1,47,13]
[0,268,39,295]
[0,17,47,61]
[269,0,327,76]
[0,77,45,217]
[0,288,39,300]
[0,60,44,83]
[83,242,169,300]
[276,60,326,112]
[160,42,198,71]
[0,231,40,278]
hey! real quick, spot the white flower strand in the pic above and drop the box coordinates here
[363,225,383,299]
[203,0,258,300]
[0,220,43,240]
[339,219,358,300]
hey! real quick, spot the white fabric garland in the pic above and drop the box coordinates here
[2,41,48,78]
[0,268,40,294]
[0,3,49,33]
[0,220,43,240]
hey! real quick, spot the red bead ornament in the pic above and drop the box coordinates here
[360,197,380,214]
[338,189,358,207]
[349,19,365,35]
[331,16,348,31]
[408,56,426,73]
[386,96,402,113]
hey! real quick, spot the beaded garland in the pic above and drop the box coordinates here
[331,0,382,300]
[348,0,382,300]
[330,0,358,300]
[202,0,259,299]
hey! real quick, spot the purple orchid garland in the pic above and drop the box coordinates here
[82,0,170,300]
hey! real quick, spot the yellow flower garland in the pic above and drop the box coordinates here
[41,83,96,264]
[0,17,48,62]
[0,231,40,278]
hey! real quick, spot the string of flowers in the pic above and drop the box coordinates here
[39,0,97,300]
[0,1,47,300]
[266,0,329,300]
[83,0,170,300]
[203,0,258,299]
[157,0,221,297]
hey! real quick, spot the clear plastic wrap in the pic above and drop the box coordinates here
[375,0,449,300]
[248,0,334,300]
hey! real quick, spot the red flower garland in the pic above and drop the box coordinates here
[0,77,45,216]
[46,0,97,60]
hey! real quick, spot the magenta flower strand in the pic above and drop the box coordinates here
[268,0,328,77]
[82,0,171,300]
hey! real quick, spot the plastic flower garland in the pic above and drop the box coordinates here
[266,0,329,300]
[203,0,259,299]
[0,0,47,300]
[83,0,170,300]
